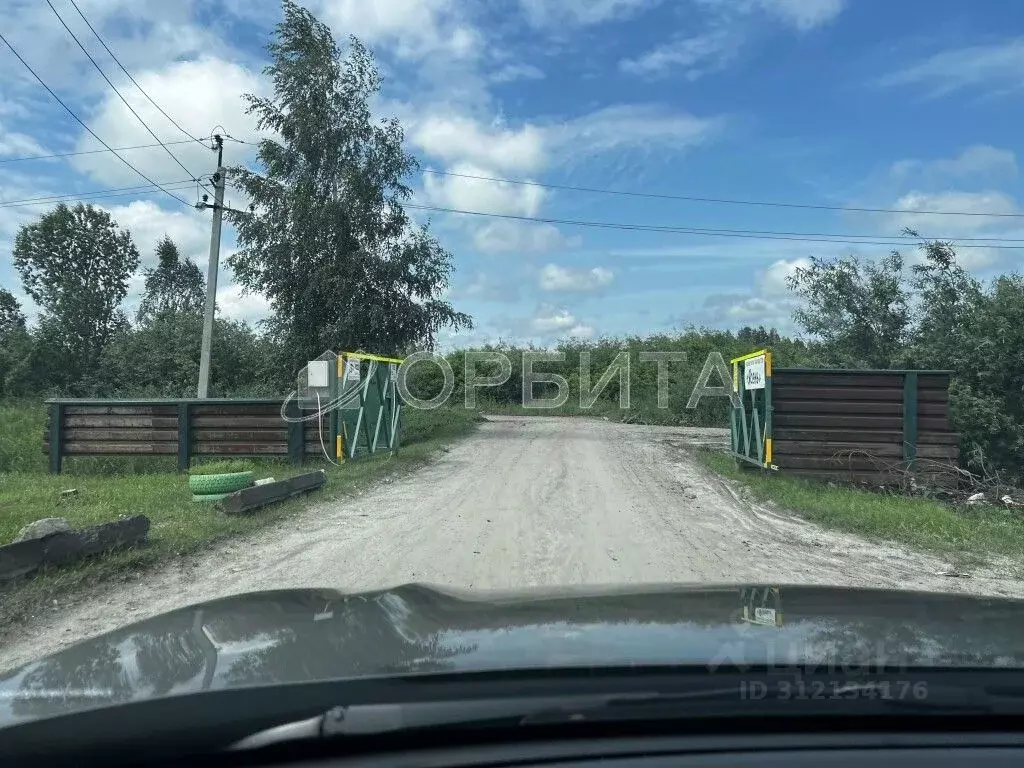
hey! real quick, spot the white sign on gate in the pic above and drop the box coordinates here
[345,358,361,382]
[744,355,766,390]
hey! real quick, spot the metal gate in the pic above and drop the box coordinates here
[729,349,775,470]
[332,352,404,462]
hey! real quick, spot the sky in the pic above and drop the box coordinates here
[1,0,1023,349]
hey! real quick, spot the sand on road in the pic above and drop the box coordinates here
[3,415,1022,671]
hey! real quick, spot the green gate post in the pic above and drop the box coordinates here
[48,401,64,474]
[286,398,303,465]
[177,402,191,472]
[903,371,918,469]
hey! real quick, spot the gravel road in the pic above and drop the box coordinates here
[3,415,1023,671]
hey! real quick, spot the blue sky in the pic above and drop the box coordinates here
[1,0,1023,347]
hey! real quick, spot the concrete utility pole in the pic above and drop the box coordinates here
[197,134,226,399]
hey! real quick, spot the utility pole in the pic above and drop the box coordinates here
[197,134,225,399]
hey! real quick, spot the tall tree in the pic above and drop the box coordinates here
[226,0,471,372]
[0,288,31,396]
[136,236,205,323]
[12,203,139,391]
[786,251,910,368]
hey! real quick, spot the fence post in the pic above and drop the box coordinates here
[48,401,64,474]
[177,402,191,473]
[286,398,303,465]
[903,371,918,469]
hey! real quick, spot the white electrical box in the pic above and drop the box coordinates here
[307,359,330,388]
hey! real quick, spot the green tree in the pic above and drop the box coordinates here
[136,236,205,323]
[786,251,910,368]
[12,203,139,393]
[0,288,32,396]
[225,0,471,374]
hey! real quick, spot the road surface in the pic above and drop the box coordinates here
[2,415,1022,671]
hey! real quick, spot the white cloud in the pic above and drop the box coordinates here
[411,115,546,173]
[102,199,210,267]
[0,122,48,158]
[70,56,265,188]
[877,39,1024,97]
[531,306,578,332]
[519,0,656,28]
[886,190,1019,235]
[316,0,480,60]
[538,264,614,291]
[697,257,809,331]
[552,104,725,157]
[217,282,271,323]
[754,0,844,31]
[619,31,738,80]
[490,63,546,84]
[472,220,581,254]
[892,145,1017,180]
[422,163,546,216]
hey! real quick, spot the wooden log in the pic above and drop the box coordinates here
[190,405,284,416]
[189,430,289,441]
[192,443,288,455]
[64,442,177,454]
[773,414,904,430]
[772,441,903,458]
[772,373,905,388]
[220,470,327,516]
[65,416,178,428]
[64,405,178,416]
[64,429,178,441]
[191,416,284,428]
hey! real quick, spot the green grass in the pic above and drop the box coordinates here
[0,403,479,634]
[697,448,1024,562]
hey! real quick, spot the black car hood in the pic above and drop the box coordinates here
[2,582,1024,726]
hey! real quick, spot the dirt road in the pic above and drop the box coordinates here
[3,416,1022,671]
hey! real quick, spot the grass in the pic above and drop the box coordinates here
[697,448,1024,562]
[0,403,480,634]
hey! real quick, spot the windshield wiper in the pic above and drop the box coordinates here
[234,680,999,749]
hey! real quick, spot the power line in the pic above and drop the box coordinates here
[65,0,205,145]
[0,179,196,208]
[0,138,201,164]
[0,32,192,207]
[221,135,1024,221]
[403,203,1024,250]
[46,0,198,181]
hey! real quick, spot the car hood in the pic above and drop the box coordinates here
[2,582,1024,726]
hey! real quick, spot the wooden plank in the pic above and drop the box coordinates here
[914,432,960,445]
[64,429,178,441]
[191,416,284,428]
[64,405,177,416]
[779,455,906,471]
[771,373,905,388]
[189,430,289,441]
[918,388,949,403]
[65,415,178,429]
[773,428,901,443]
[918,402,949,416]
[773,441,903,458]
[190,405,284,417]
[919,417,950,431]
[220,470,327,516]
[772,401,902,415]
[773,414,903,430]
[64,442,177,454]
[917,444,959,459]
[772,386,903,402]
[193,443,288,455]
[919,374,951,389]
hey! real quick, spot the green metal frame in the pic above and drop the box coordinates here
[334,353,404,461]
[728,350,774,469]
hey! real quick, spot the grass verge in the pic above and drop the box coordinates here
[0,405,481,635]
[696,448,1024,564]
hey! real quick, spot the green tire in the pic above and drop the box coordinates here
[188,471,254,495]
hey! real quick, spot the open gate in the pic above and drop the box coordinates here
[729,349,775,470]
[330,352,404,462]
